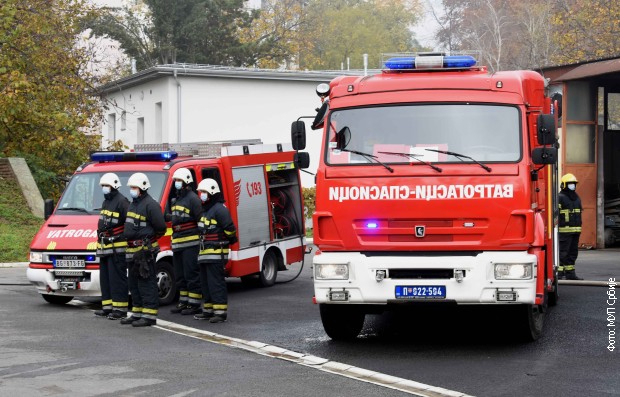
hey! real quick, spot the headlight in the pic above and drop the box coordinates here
[29,251,44,263]
[494,263,533,280]
[315,264,349,280]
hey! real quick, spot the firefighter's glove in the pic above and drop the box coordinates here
[102,236,115,245]
[228,236,238,245]
[138,261,150,279]
[133,251,151,278]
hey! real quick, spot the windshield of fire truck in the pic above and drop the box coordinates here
[56,172,167,215]
[326,104,521,165]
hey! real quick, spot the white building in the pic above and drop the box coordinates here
[98,64,361,187]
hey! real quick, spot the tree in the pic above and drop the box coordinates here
[239,0,310,69]
[300,0,423,70]
[552,0,620,64]
[85,0,256,70]
[0,0,103,199]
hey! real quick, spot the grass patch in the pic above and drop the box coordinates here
[0,177,44,262]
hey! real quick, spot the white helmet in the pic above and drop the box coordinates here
[197,178,220,195]
[172,167,193,184]
[99,173,121,189]
[127,172,151,191]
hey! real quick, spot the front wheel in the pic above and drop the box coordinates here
[42,294,73,305]
[519,303,545,341]
[319,304,365,341]
[156,260,176,306]
[258,250,278,287]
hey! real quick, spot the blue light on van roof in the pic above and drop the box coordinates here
[90,151,178,162]
[384,55,477,70]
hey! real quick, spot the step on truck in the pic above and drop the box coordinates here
[291,53,560,341]
[27,141,306,305]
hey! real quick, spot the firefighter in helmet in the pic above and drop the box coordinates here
[168,168,204,315]
[559,173,583,280]
[194,178,237,323]
[95,173,130,319]
[120,173,167,327]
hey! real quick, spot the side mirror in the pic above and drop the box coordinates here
[44,199,54,220]
[294,152,310,169]
[551,93,563,118]
[291,121,306,150]
[537,114,556,145]
[311,101,329,130]
[532,147,558,165]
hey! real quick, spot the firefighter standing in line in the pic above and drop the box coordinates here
[194,178,237,323]
[559,173,583,280]
[120,173,167,327]
[168,168,204,315]
[95,173,130,319]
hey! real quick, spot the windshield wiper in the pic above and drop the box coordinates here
[57,207,91,214]
[378,151,442,172]
[337,148,394,173]
[425,149,492,172]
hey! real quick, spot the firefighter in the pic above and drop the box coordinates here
[194,178,237,323]
[94,173,130,319]
[168,168,204,315]
[120,173,167,327]
[559,173,583,280]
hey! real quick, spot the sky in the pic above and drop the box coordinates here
[412,0,442,50]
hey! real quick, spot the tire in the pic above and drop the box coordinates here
[258,250,278,287]
[156,260,176,306]
[519,303,545,341]
[42,294,73,305]
[548,273,559,307]
[319,304,365,341]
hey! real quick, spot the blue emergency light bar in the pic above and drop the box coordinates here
[384,55,477,70]
[90,151,178,162]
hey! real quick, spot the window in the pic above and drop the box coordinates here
[137,117,144,143]
[107,114,116,142]
[325,104,521,165]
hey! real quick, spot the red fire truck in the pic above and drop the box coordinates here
[27,141,306,305]
[292,53,560,341]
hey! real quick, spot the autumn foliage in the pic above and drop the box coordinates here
[0,0,103,199]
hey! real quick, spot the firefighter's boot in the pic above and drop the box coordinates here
[94,309,112,317]
[564,270,583,280]
[120,316,139,325]
[170,302,187,314]
[108,310,127,320]
[181,304,201,315]
[558,270,566,280]
[209,312,227,323]
[194,310,214,320]
[132,318,156,327]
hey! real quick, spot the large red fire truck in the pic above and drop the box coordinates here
[292,54,560,341]
[27,141,306,305]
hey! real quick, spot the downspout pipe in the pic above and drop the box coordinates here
[173,69,182,143]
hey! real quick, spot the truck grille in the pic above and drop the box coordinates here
[388,269,463,279]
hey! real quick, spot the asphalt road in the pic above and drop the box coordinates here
[1,248,618,397]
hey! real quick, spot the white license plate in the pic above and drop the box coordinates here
[55,259,85,268]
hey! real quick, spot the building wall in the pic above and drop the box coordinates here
[102,76,325,187]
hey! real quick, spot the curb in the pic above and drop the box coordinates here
[0,262,28,268]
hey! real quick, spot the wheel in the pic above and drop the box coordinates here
[518,303,545,341]
[42,294,73,305]
[258,250,278,287]
[156,260,177,305]
[319,304,365,340]
[548,272,559,307]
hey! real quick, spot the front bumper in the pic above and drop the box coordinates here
[313,251,537,305]
[27,267,101,297]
